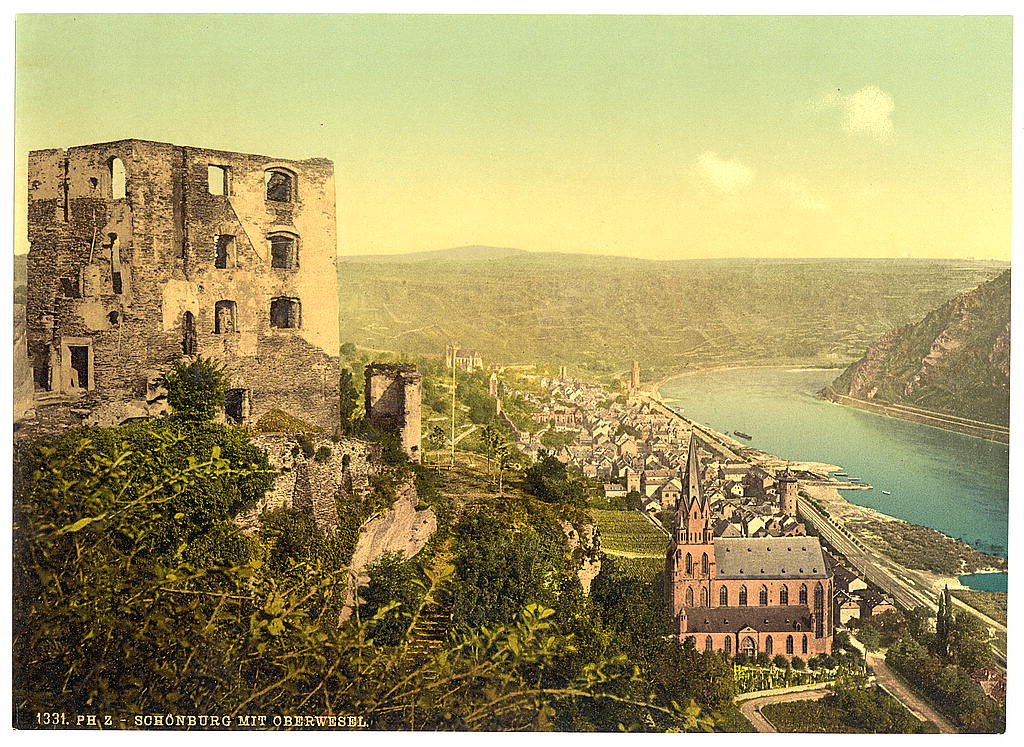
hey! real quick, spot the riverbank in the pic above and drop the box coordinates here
[802,484,1006,594]
[821,388,1009,445]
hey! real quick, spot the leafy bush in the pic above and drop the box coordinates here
[314,445,332,463]
[158,356,228,421]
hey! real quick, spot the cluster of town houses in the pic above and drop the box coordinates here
[519,375,805,540]
[499,372,900,624]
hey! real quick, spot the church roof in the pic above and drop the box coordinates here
[684,606,812,635]
[714,536,830,580]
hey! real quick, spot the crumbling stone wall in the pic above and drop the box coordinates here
[236,434,376,532]
[26,139,340,433]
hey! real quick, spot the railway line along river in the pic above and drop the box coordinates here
[657,367,1008,589]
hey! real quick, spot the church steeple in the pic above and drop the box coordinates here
[672,432,713,546]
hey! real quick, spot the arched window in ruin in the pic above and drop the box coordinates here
[742,636,757,657]
[685,587,694,607]
[802,635,808,655]
[109,157,126,200]
[738,585,747,606]
[759,584,769,606]
[701,552,709,575]
[780,585,789,606]
[705,635,713,653]
[214,300,237,334]
[265,168,295,202]
[719,586,728,606]
[765,635,773,655]
[685,553,692,575]
[700,587,709,607]
[814,582,825,637]
[270,297,301,329]
[182,311,196,355]
[786,635,794,654]
[269,232,299,269]
[799,584,808,606]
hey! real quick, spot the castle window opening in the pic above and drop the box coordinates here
[265,168,294,202]
[269,232,299,269]
[109,233,123,294]
[69,345,90,389]
[109,157,126,199]
[270,297,301,329]
[59,277,80,298]
[215,234,236,269]
[214,300,237,334]
[107,311,120,326]
[182,311,196,355]
[208,165,229,196]
[225,388,251,424]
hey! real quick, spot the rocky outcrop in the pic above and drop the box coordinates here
[829,270,1010,426]
[341,480,437,620]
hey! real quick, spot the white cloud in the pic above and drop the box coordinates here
[779,177,830,212]
[815,85,895,141]
[696,151,756,194]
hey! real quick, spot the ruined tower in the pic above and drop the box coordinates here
[25,139,340,432]
[630,359,641,391]
[364,363,422,462]
[778,467,799,517]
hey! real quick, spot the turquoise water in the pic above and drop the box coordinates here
[659,367,1009,559]
[958,572,1008,593]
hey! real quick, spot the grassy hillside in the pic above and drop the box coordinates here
[830,270,1010,425]
[338,253,1006,381]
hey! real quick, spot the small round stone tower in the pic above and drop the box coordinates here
[778,467,798,516]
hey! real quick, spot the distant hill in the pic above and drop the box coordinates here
[343,245,527,263]
[828,269,1010,426]
[338,253,1007,381]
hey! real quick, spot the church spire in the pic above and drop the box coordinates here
[681,431,707,513]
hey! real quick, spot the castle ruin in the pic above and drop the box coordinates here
[25,139,340,432]
[364,363,422,462]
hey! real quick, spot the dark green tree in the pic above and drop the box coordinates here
[158,356,228,421]
[339,367,361,435]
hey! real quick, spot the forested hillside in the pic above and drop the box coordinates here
[338,251,1005,380]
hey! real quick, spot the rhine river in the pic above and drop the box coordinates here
[658,367,1009,581]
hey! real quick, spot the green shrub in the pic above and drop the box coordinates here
[252,408,320,434]
[314,445,332,463]
[158,356,227,421]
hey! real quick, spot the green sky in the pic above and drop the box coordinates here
[15,14,1013,260]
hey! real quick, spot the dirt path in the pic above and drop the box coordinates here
[866,654,957,734]
[738,686,831,733]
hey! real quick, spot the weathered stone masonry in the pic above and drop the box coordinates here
[26,139,341,432]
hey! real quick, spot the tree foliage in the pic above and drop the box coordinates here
[158,356,228,421]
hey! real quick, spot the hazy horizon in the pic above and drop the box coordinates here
[15,15,1012,262]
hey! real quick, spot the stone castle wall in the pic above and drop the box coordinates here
[25,139,340,432]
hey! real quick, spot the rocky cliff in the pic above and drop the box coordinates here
[829,270,1010,426]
